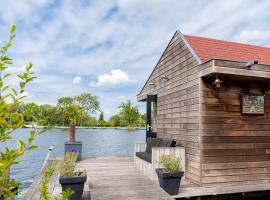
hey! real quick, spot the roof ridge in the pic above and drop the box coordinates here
[184,34,270,50]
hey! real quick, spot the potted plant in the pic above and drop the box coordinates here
[61,101,83,161]
[156,155,184,195]
[59,94,100,161]
[59,152,87,200]
[65,121,83,161]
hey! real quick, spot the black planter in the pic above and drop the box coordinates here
[156,168,184,195]
[65,141,82,161]
[59,175,87,200]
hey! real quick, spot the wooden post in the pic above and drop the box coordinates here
[146,95,152,141]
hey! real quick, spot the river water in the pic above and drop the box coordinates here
[0,128,145,196]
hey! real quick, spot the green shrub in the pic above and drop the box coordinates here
[159,155,182,173]
[39,163,74,200]
[39,166,55,200]
[0,25,45,199]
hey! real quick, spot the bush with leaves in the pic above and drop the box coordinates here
[39,166,55,200]
[39,164,73,200]
[0,25,44,199]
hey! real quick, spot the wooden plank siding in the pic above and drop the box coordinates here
[137,32,202,184]
[200,78,270,186]
[138,30,270,189]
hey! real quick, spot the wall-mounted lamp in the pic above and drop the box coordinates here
[161,75,169,81]
[149,82,155,88]
[213,75,223,88]
[245,60,258,69]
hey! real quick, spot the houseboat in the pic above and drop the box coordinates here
[137,30,270,193]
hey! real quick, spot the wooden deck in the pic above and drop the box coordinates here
[52,157,174,200]
[50,157,270,200]
[176,182,270,199]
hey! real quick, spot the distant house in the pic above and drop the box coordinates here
[137,30,270,186]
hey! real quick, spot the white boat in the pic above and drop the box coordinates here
[23,123,45,129]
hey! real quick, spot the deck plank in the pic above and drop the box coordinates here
[77,157,174,200]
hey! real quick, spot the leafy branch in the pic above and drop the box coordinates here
[39,164,73,200]
[0,25,44,199]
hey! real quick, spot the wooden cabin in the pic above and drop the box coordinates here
[137,30,270,188]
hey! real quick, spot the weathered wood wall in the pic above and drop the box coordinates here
[201,78,270,186]
[138,32,201,184]
[138,32,270,187]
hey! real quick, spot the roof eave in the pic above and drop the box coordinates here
[176,30,202,65]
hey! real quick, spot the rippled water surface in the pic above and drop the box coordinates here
[1,128,145,196]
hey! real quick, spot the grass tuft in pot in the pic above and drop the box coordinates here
[160,155,182,173]
[156,155,184,195]
[59,152,87,200]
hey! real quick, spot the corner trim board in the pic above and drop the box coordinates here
[177,30,202,65]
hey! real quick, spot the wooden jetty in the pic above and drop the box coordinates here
[84,157,270,199]
[26,156,270,199]
[52,157,173,200]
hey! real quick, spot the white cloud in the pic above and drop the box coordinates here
[1,0,270,115]
[90,69,135,88]
[117,95,126,99]
[233,30,270,44]
[73,76,82,84]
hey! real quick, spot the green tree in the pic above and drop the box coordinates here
[57,97,73,126]
[23,102,40,123]
[99,112,104,121]
[57,94,100,127]
[0,25,44,199]
[109,115,121,127]
[119,100,140,127]
[74,93,100,126]
[74,92,100,114]
[39,104,59,126]
[140,113,146,127]
[57,93,100,142]
[98,112,104,127]
[80,115,97,127]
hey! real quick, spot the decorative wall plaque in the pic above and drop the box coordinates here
[242,94,264,114]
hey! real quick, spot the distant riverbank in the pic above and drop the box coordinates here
[55,126,146,130]
[23,125,146,131]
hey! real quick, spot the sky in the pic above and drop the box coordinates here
[1,0,270,119]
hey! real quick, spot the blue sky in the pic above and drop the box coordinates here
[1,0,270,119]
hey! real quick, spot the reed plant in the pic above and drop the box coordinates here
[59,152,85,177]
[159,155,182,173]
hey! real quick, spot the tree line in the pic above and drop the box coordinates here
[15,93,146,128]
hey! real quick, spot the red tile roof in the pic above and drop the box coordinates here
[184,35,270,65]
